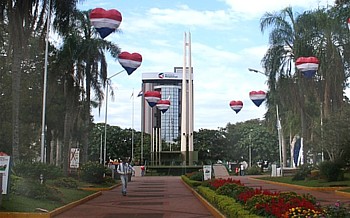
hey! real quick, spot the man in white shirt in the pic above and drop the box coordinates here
[117,157,134,196]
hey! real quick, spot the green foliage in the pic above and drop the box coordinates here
[197,186,261,218]
[13,161,63,180]
[318,161,344,182]
[181,175,202,187]
[324,200,350,217]
[246,166,263,175]
[80,161,106,184]
[292,164,312,181]
[216,183,253,200]
[189,171,204,181]
[11,177,62,201]
[52,177,79,189]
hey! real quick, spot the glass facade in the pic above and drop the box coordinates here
[157,85,180,143]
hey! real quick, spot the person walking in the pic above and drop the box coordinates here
[117,157,134,196]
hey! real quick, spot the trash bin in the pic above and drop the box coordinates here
[271,164,277,177]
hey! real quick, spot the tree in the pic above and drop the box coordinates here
[225,119,279,166]
[59,10,121,164]
[260,6,301,167]
[2,0,82,163]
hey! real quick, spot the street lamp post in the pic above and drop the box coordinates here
[248,68,283,175]
[103,70,124,166]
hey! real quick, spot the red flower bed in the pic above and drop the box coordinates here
[208,178,242,190]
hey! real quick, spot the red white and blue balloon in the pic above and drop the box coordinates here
[156,99,171,113]
[348,18,350,31]
[90,8,122,39]
[229,100,243,114]
[249,90,266,107]
[118,52,142,75]
[144,91,161,107]
[295,56,319,79]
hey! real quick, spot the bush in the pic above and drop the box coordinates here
[13,161,63,180]
[318,161,344,182]
[12,176,62,201]
[52,177,79,189]
[246,166,262,175]
[309,170,320,180]
[292,164,312,181]
[189,171,204,181]
[80,161,106,184]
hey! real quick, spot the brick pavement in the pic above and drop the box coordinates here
[52,175,350,218]
[53,176,216,218]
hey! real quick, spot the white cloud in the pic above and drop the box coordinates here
[222,0,334,19]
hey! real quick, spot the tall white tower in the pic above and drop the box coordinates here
[181,32,194,165]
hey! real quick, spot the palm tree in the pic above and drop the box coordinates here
[2,0,82,163]
[56,10,121,171]
[260,5,350,164]
[260,6,301,167]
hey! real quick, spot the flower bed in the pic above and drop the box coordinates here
[183,175,350,218]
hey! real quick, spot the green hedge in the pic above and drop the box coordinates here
[197,186,261,218]
[181,175,202,187]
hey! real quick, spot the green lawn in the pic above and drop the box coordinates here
[258,173,350,188]
[0,188,96,212]
[0,179,119,213]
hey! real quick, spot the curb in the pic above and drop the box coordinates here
[181,179,225,218]
[80,184,119,191]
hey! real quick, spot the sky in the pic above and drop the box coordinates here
[76,0,335,131]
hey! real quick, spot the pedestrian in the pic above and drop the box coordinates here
[117,157,134,196]
[240,164,245,176]
[140,165,145,176]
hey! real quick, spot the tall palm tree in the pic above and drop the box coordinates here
[260,7,301,167]
[261,5,350,164]
[56,10,121,169]
[2,0,82,163]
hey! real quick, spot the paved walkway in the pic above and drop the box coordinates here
[52,175,350,218]
[54,176,215,218]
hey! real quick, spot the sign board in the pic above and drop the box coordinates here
[203,165,212,180]
[70,148,80,169]
[0,155,10,194]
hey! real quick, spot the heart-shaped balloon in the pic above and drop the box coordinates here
[144,91,161,107]
[90,8,122,39]
[249,90,266,107]
[156,99,171,113]
[229,100,243,114]
[295,56,319,79]
[118,52,142,75]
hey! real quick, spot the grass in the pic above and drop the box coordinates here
[0,179,119,213]
[1,188,96,212]
[257,173,350,188]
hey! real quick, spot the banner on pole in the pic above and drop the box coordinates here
[70,148,80,169]
[203,165,212,180]
[0,154,10,194]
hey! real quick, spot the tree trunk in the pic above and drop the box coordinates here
[11,45,21,162]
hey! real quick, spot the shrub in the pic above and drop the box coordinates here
[52,177,79,189]
[292,164,312,181]
[80,161,106,184]
[246,166,262,175]
[189,171,204,181]
[309,170,320,180]
[12,177,62,201]
[318,161,344,182]
[13,161,63,180]
[324,200,350,217]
